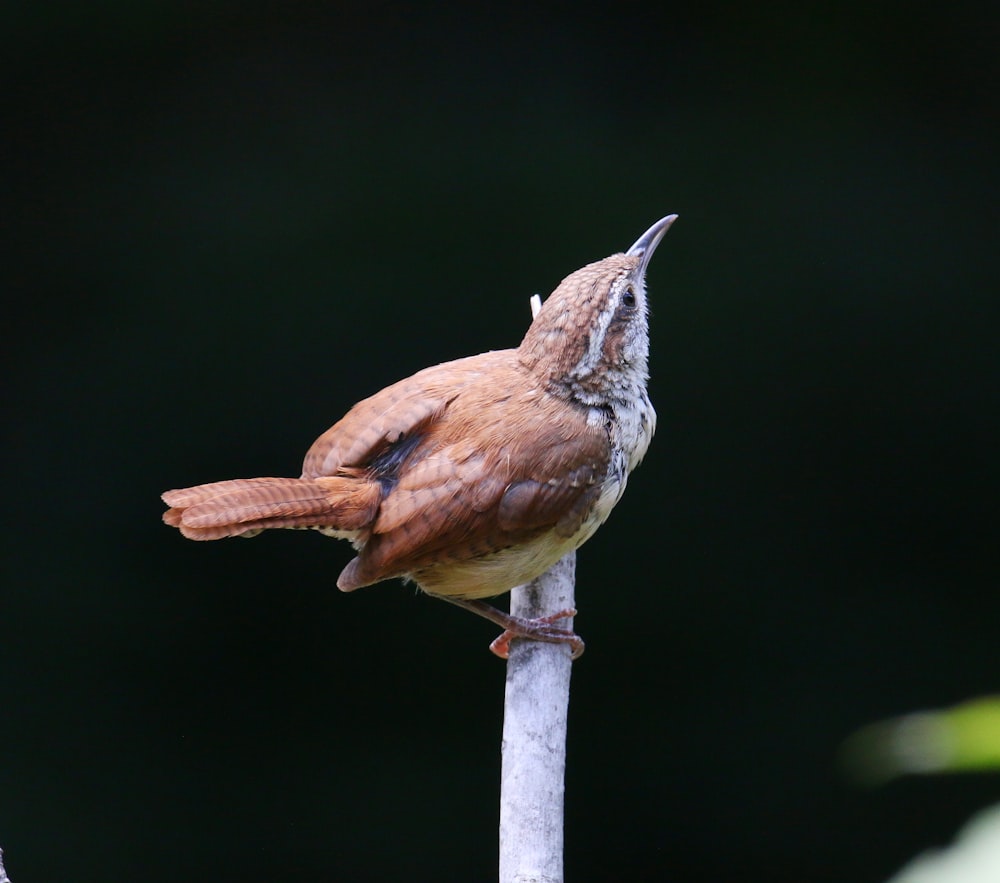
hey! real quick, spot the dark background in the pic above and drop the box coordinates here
[3,2,998,880]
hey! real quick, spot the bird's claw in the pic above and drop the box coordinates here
[489,608,585,660]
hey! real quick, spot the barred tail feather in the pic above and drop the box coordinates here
[162,475,380,541]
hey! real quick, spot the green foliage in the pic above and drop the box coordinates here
[844,696,1000,785]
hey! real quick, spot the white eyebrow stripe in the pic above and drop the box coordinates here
[568,281,625,381]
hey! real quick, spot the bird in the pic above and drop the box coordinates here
[162,214,677,658]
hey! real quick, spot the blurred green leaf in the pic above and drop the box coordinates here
[843,696,1000,784]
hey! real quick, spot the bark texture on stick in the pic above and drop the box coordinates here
[499,551,576,883]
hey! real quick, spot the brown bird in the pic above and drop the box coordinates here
[162,215,677,658]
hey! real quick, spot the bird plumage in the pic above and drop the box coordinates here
[162,216,676,646]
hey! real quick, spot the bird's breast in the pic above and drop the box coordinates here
[612,390,656,471]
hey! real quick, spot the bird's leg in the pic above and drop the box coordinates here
[439,597,585,660]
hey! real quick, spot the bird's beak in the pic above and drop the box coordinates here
[626,214,678,274]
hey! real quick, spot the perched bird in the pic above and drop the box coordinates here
[163,215,677,657]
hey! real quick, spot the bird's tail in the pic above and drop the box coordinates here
[162,475,379,540]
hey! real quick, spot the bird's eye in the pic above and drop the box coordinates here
[621,289,636,308]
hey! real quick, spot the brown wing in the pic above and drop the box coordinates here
[337,375,611,592]
[497,460,605,538]
[301,351,515,477]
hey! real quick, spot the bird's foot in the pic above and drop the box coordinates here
[488,608,585,660]
[438,597,585,660]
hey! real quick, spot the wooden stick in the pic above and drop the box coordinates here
[499,551,576,883]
